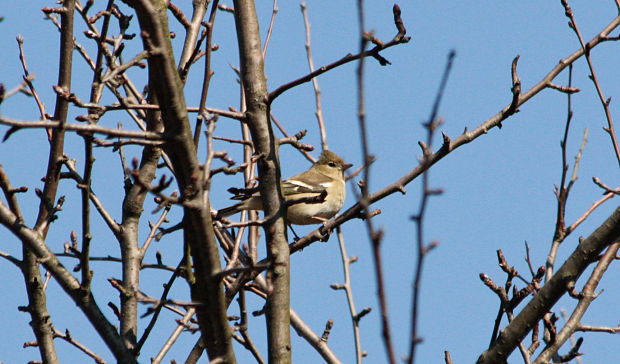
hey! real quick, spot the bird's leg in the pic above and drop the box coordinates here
[318,222,332,242]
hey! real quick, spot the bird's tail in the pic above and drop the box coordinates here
[215,202,243,220]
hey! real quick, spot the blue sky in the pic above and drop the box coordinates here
[1,1,620,363]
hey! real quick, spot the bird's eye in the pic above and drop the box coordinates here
[328,161,336,167]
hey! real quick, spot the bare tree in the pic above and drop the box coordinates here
[0,1,619,364]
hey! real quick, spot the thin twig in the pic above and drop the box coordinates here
[269,3,410,103]
[52,327,107,364]
[333,227,365,364]
[355,2,397,363]
[151,308,196,364]
[408,50,454,364]
[62,158,121,235]
[270,113,315,162]
[236,290,266,364]
[561,0,620,167]
[533,242,620,363]
[16,35,51,139]
[139,204,172,258]
[0,115,166,141]
[194,0,220,148]
[300,3,328,150]
[547,64,577,281]
[262,0,278,59]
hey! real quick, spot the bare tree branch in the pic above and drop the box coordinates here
[232,0,291,362]
[477,205,620,364]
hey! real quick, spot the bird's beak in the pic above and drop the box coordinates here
[343,162,353,171]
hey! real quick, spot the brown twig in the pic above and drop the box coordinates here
[278,130,314,152]
[568,193,615,235]
[100,50,149,83]
[269,4,410,103]
[559,308,584,364]
[262,0,278,59]
[508,55,521,116]
[561,0,620,167]
[547,64,577,280]
[592,177,620,195]
[576,324,620,333]
[151,308,197,364]
[355,2,397,364]
[0,165,25,269]
[2,77,34,100]
[139,203,172,258]
[270,113,316,162]
[168,1,190,28]
[235,290,266,364]
[300,3,328,150]
[52,327,107,364]
[62,158,121,235]
[533,242,620,363]
[194,0,220,148]
[408,50,454,364]
[0,115,166,142]
[16,35,51,139]
[333,227,366,364]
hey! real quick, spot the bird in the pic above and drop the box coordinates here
[217,150,352,225]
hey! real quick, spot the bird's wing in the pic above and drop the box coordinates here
[227,170,332,200]
[282,170,332,195]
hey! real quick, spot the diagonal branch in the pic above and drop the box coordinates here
[268,4,410,103]
[223,13,620,303]
[0,201,137,363]
[476,205,620,364]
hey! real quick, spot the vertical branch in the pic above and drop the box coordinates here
[194,0,219,148]
[81,0,115,290]
[34,1,74,235]
[356,2,396,364]
[119,134,162,353]
[232,0,291,362]
[14,35,59,363]
[115,8,165,348]
[407,50,454,364]
[334,227,365,364]
[300,3,328,150]
[21,1,77,362]
[240,89,260,263]
[547,64,575,281]
[131,0,235,362]
[88,0,114,108]
[237,290,267,364]
[19,245,60,364]
[79,134,94,289]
